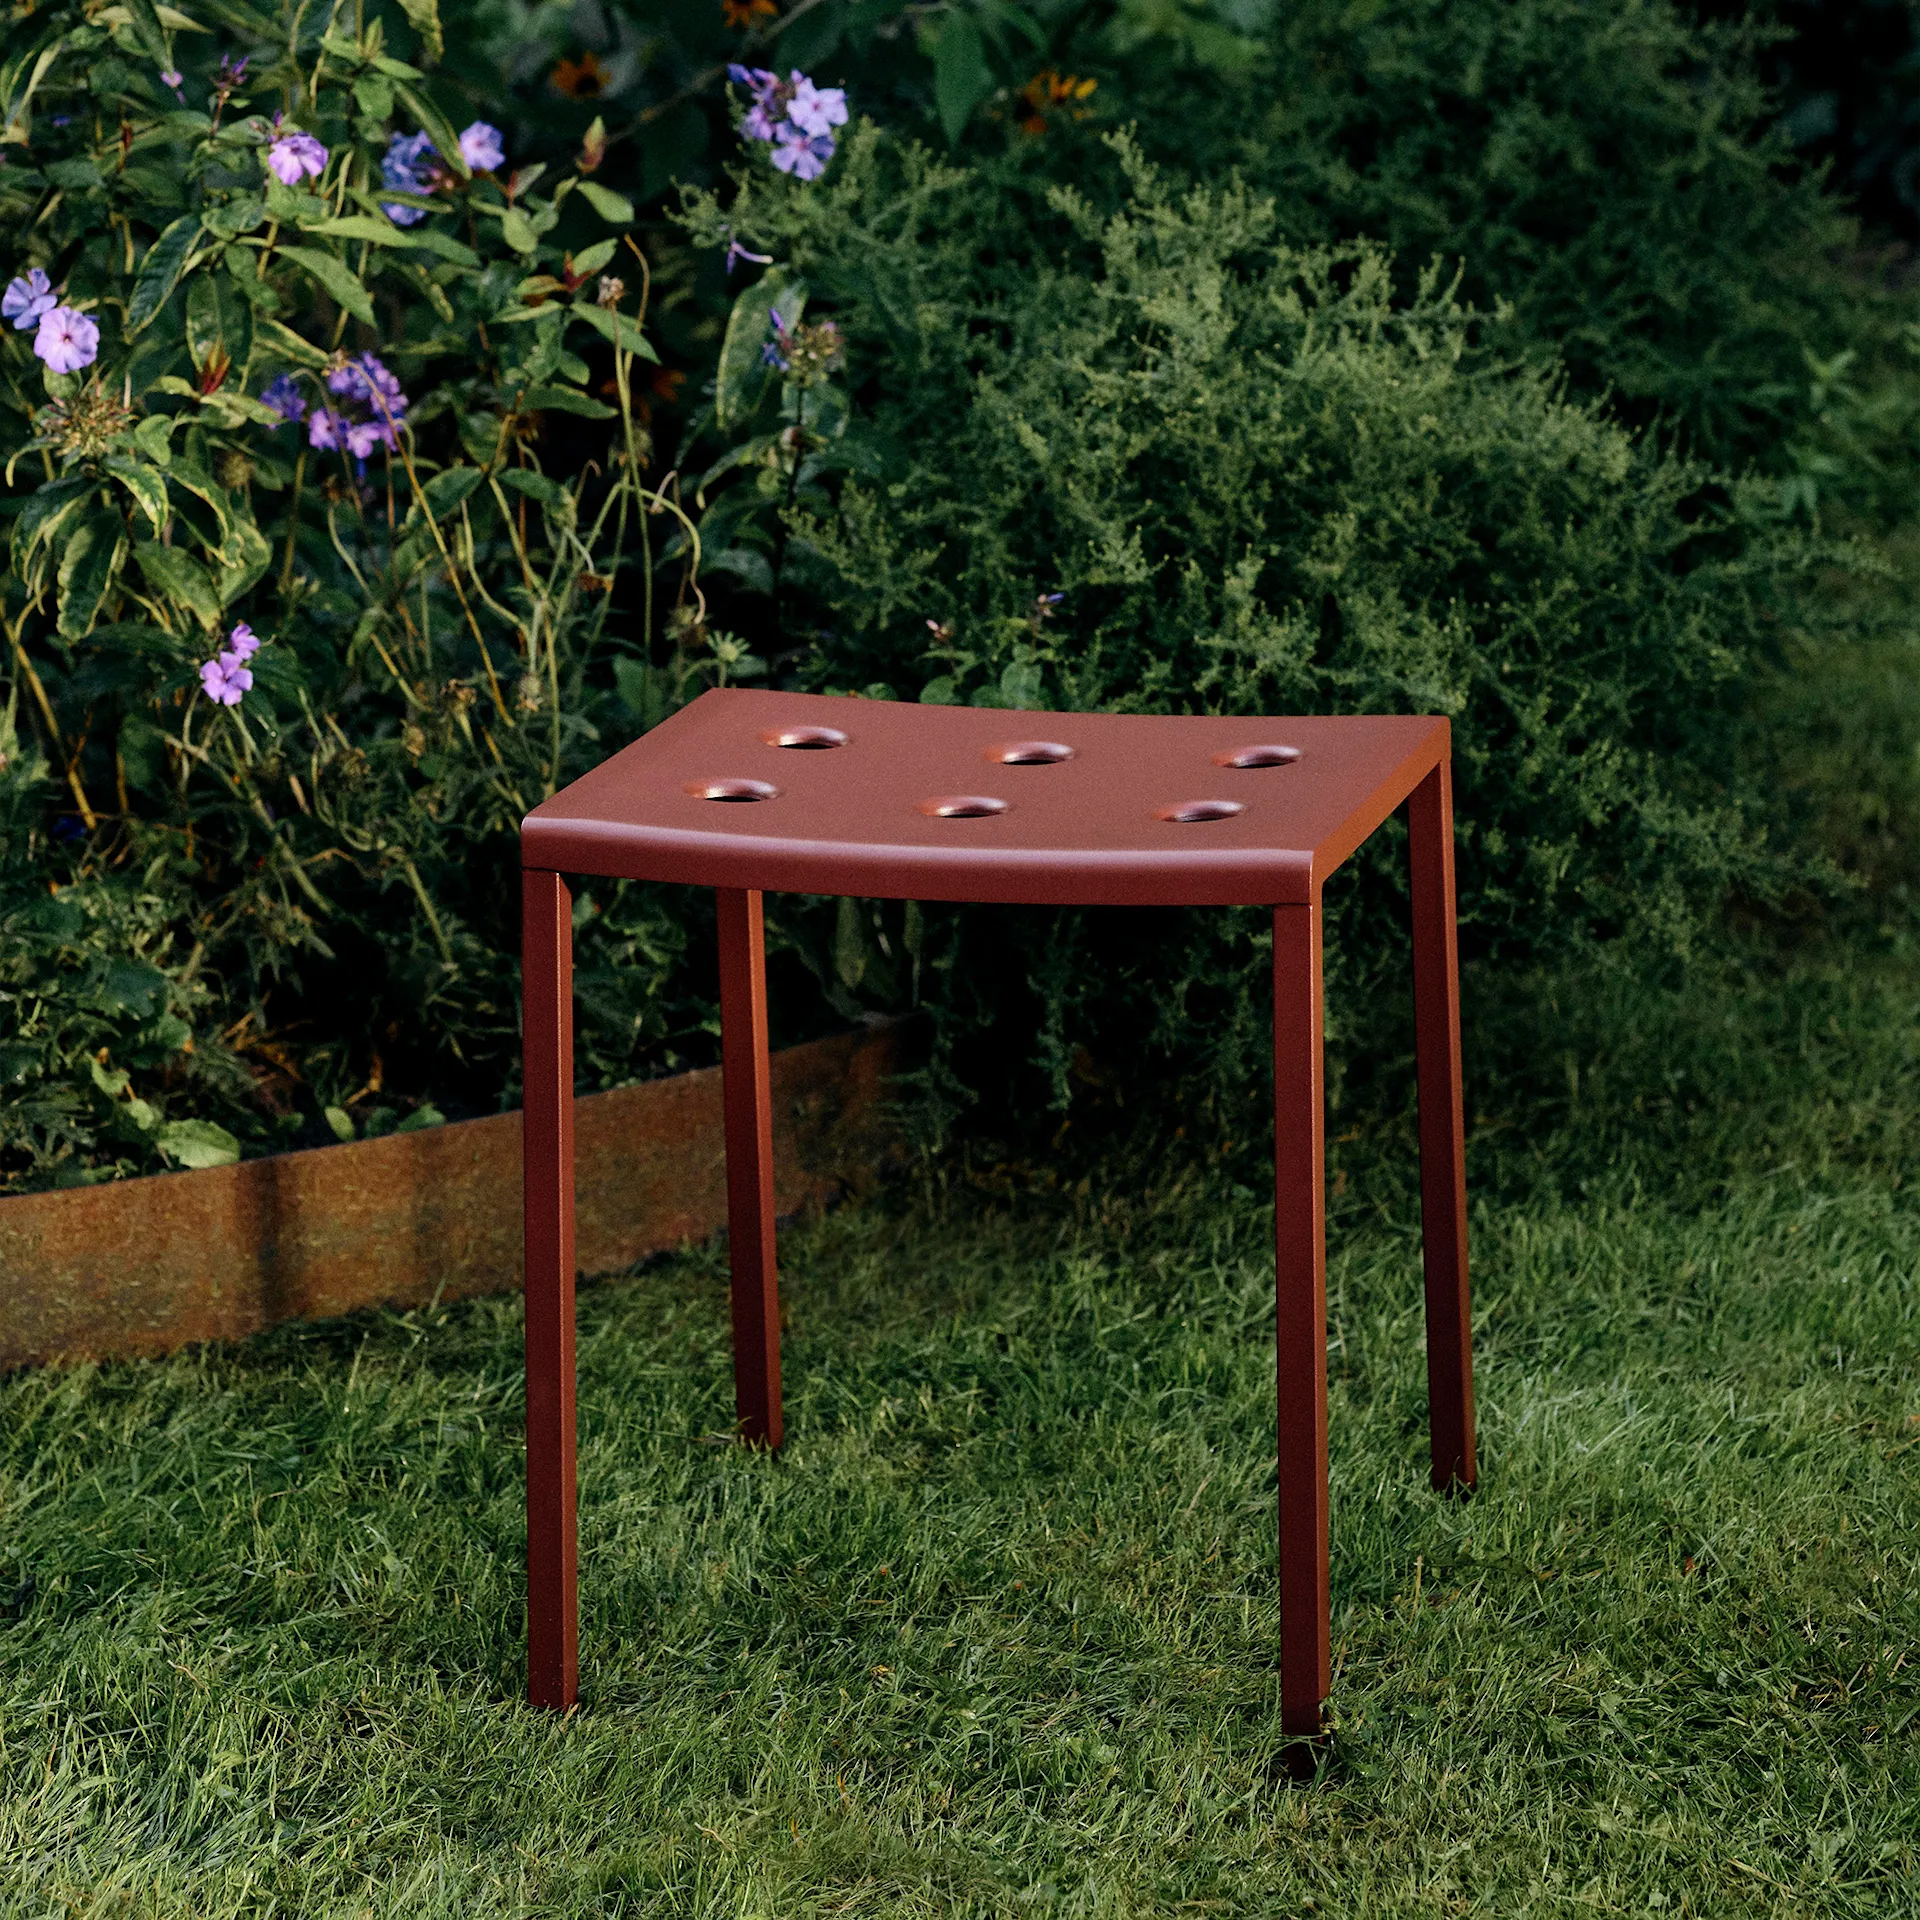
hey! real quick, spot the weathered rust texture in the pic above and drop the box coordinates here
[0,1023,908,1370]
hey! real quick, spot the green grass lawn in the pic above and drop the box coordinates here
[2,944,1917,1917]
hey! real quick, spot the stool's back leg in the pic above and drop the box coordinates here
[523,866,578,1708]
[1408,757,1477,1492]
[718,888,784,1449]
[1273,898,1330,1739]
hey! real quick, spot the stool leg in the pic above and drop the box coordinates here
[1408,759,1477,1493]
[1273,898,1330,1741]
[523,867,578,1709]
[717,887,783,1449]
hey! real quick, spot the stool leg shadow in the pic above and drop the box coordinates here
[523,867,579,1710]
[1408,761,1477,1495]
[718,888,784,1450]
[1273,898,1330,1750]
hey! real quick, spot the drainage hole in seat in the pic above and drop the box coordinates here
[1157,798,1245,823]
[688,778,780,802]
[1213,744,1301,769]
[918,795,1009,818]
[988,740,1074,765]
[762,726,848,750]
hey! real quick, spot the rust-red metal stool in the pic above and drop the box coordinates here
[519,688,1476,1737]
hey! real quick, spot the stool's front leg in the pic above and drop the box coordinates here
[523,866,578,1709]
[717,888,783,1449]
[1273,897,1330,1740]
[1408,758,1477,1493]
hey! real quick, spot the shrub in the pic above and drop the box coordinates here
[679,130,1841,1101]
[0,0,710,1187]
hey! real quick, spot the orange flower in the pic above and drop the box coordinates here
[1016,69,1096,136]
[551,52,610,99]
[722,0,777,26]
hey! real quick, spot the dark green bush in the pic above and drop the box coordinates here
[680,130,1841,1100]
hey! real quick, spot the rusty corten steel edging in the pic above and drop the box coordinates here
[0,1021,911,1372]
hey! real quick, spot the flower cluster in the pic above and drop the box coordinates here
[761,308,844,385]
[728,66,847,180]
[199,623,260,708]
[262,355,410,461]
[381,122,503,225]
[6,269,99,372]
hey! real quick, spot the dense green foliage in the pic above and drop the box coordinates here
[2,938,1916,1910]
[1,0,1910,1183]
[0,0,733,1187]
[678,132,1838,1096]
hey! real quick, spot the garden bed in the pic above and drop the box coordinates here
[0,1020,911,1371]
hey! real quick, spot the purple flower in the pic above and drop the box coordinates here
[261,372,305,422]
[381,130,440,225]
[199,651,253,706]
[226,622,260,661]
[266,130,327,185]
[458,121,504,172]
[771,122,835,181]
[3,267,54,331]
[787,76,848,138]
[730,66,845,179]
[724,238,773,274]
[762,307,791,370]
[310,354,408,457]
[161,68,184,99]
[34,305,98,374]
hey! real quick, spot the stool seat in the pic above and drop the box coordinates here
[522,689,1450,906]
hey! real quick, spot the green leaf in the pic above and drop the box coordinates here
[934,12,994,144]
[134,541,222,631]
[405,228,479,267]
[422,465,483,518]
[1,26,71,145]
[323,1106,356,1142]
[702,546,775,597]
[574,180,633,224]
[256,318,329,370]
[301,213,419,247]
[717,266,805,430]
[121,0,171,68]
[392,81,469,178]
[496,467,562,505]
[276,244,376,325]
[834,896,868,990]
[570,300,658,362]
[128,215,201,333]
[521,385,614,418]
[155,1119,240,1169]
[396,0,443,61]
[392,1103,445,1134]
[57,517,126,640]
[91,1060,132,1100]
[352,72,395,124]
[132,413,175,465]
[570,238,618,276]
[499,206,539,256]
[12,477,91,572]
[213,517,272,604]
[164,455,235,537]
[104,456,170,535]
